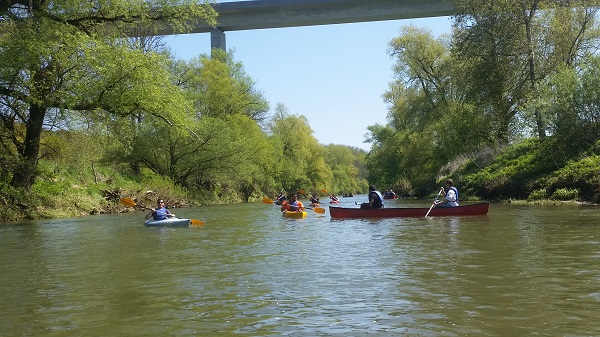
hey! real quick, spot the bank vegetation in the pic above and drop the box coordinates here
[1,1,599,221]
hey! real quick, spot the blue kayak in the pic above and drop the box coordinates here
[144,218,191,227]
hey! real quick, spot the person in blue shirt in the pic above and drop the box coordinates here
[145,198,176,220]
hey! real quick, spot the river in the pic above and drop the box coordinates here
[1,196,599,336]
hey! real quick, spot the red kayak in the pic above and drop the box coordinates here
[329,202,489,218]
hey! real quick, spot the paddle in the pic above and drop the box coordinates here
[305,206,326,214]
[119,198,205,226]
[190,219,205,226]
[424,187,445,217]
[262,197,325,214]
[120,197,152,210]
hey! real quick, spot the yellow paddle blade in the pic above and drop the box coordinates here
[312,207,326,214]
[191,219,205,226]
[297,189,305,195]
[262,197,274,204]
[120,197,137,208]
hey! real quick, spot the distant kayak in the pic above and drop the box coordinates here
[329,200,340,204]
[282,211,307,218]
[144,218,191,227]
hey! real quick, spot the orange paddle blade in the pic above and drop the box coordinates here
[262,197,274,204]
[321,189,327,194]
[120,197,137,208]
[312,207,326,214]
[191,219,205,226]
[297,189,305,194]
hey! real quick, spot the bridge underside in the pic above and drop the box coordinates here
[162,0,455,50]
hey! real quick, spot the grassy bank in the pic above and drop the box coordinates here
[0,161,200,222]
[454,138,600,204]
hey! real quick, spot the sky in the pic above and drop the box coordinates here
[163,5,453,151]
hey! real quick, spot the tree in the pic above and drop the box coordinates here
[0,0,217,190]
[373,26,472,194]
[452,0,598,142]
[530,55,600,159]
[323,144,367,195]
[269,103,329,193]
[175,49,270,124]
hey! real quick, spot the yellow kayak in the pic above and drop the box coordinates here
[282,210,307,218]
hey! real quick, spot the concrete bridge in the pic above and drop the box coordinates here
[165,0,455,50]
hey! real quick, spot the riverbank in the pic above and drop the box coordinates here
[0,165,204,222]
[3,138,599,222]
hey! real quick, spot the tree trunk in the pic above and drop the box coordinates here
[522,0,546,139]
[130,161,141,175]
[10,103,46,191]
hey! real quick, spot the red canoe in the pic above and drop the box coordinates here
[329,202,489,219]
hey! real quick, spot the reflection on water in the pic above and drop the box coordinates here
[1,198,600,336]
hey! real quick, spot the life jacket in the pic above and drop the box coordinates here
[153,207,171,220]
[287,200,303,211]
[371,191,384,208]
[449,187,459,202]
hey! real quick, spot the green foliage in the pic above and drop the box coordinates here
[551,188,579,201]
[269,106,324,193]
[460,139,554,200]
[537,155,600,202]
[176,49,270,123]
[0,0,216,191]
[454,138,600,203]
[323,144,368,195]
[528,189,547,201]
[0,182,31,221]
[367,5,600,201]
[531,58,600,158]
[3,1,600,221]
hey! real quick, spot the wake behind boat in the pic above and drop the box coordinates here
[329,202,489,219]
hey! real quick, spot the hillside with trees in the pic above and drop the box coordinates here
[365,0,600,202]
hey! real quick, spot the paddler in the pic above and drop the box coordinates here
[145,198,176,220]
[281,194,305,212]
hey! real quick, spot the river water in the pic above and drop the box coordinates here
[1,196,599,336]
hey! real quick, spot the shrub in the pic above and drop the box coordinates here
[528,189,547,201]
[551,188,579,201]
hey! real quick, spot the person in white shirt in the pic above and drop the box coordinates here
[435,179,459,207]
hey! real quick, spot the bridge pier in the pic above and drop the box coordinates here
[211,28,227,50]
